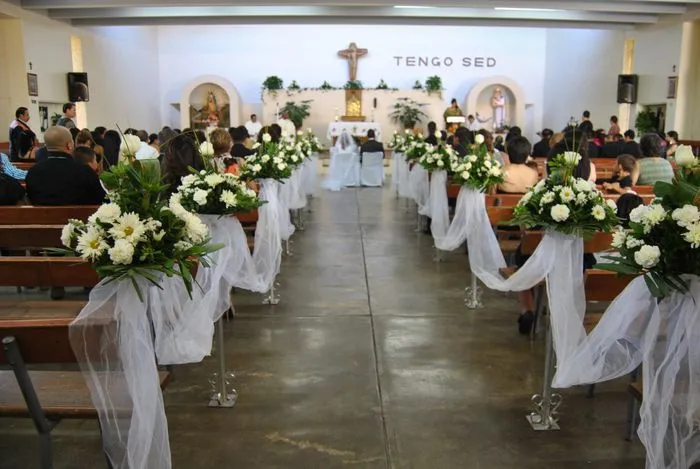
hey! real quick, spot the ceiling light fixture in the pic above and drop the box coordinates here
[494,7,562,12]
[393,5,434,9]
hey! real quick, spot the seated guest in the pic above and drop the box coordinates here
[136,130,149,143]
[269,124,282,143]
[424,122,439,146]
[1,152,28,180]
[593,129,607,147]
[547,128,595,181]
[360,129,384,158]
[452,127,473,157]
[231,126,256,160]
[210,128,234,173]
[149,133,159,152]
[102,130,121,167]
[69,127,80,143]
[666,131,679,158]
[498,137,539,194]
[0,158,25,205]
[161,133,203,195]
[73,146,100,173]
[602,154,636,194]
[157,127,177,162]
[601,133,624,158]
[621,130,641,157]
[75,129,95,148]
[25,126,106,206]
[505,126,522,146]
[585,130,601,158]
[478,129,506,166]
[494,135,505,152]
[636,133,674,186]
[531,129,553,158]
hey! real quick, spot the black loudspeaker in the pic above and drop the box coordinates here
[67,72,89,102]
[617,74,638,104]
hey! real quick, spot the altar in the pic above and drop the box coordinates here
[327,122,382,142]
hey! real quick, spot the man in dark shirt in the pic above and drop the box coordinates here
[424,122,439,146]
[26,126,105,206]
[621,130,641,158]
[578,110,593,136]
[229,126,255,159]
[601,134,624,158]
[359,129,384,160]
[532,128,553,157]
[452,127,472,157]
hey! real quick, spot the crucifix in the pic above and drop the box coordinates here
[338,42,368,81]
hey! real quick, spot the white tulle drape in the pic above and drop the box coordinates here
[253,179,283,292]
[391,152,400,192]
[397,156,412,199]
[303,153,318,196]
[276,179,296,241]
[288,168,307,210]
[427,170,449,243]
[409,165,430,215]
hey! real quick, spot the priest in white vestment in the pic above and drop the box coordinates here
[245,114,262,139]
[278,111,296,137]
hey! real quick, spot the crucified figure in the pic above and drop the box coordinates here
[338,42,368,81]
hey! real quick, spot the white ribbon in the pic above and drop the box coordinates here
[253,179,283,292]
[409,165,430,215]
[428,170,449,243]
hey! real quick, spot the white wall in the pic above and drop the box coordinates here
[157,24,547,136]
[626,22,684,131]
[80,26,161,131]
[543,28,624,133]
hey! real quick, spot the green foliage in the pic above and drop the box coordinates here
[449,142,505,191]
[288,80,301,91]
[425,75,443,94]
[279,100,313,129]
[320,81,334,90]
[412,80,424,90]
[389,97,428,130]
[344,80,363,90]
[262,76,284,92]
[376,79,389,90]
[635,109,659,134]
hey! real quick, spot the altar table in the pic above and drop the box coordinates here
[327,122,382,142]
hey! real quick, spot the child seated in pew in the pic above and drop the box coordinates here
[601,154,636,194]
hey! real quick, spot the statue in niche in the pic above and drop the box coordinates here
[190,89,231,130]
[491,87,507,132]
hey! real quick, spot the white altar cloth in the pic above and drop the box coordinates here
[327,122,382,141]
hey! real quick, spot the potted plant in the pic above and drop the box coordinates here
[320,81,334,90]
[425,75,443,96]
[412,80,423,90]
[389,97,428,130]
[288,80,301,91]
[635,108,659,134]
[344,80,363,90]
[262,76,284,98]
[376,79,389,90]
[279,100,313,129]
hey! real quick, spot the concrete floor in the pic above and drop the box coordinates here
[0,185,646,468]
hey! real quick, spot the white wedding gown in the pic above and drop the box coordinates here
[323,131,359,191]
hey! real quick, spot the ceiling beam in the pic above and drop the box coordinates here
[46,5,661,24]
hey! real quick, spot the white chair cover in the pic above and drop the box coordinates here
[428,170,450,243]
[253,179,283,291]
[342,152,361,187]
[303,153,319,196]
[322,150,359,190]
[409,164,430,213]
[360,151,385,187]
[277,179,296,241]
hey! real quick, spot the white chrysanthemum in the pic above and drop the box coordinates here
[563,151,582,165]
[683,223,700,248]
[575,192,588,206]
[291,154,299,163]
[634,244,661,269]
[672,205,700,228]
[220,190,238,208]
[174,240,193,252]
[169,199,188,218]
[642,205,667,232]
[674,145,696,167]
[108,238,135,265]
[488,166,501,177]
[119,134,142,159]
[626,236,645,249]
[611,229,627,249]
[468,155,478,163]
[574,178,592,192]
[559,187,575,203]
[76,226,108,261]
[262,133,272,143]
[629,205,648,224]
[181,174,198,188]
[591,205,607,221]
[61,223,75,247]
[484,160,492,169]
[534,179,546,193]
[437,159,445,168]
[183,213,208,243]
[277,163,287,171]
[109,212,146,245]
[474,134,485,145]
[519,191,533,205]
[253,164,262,172]
[88,203,122,224]
[193,189,209,206]
[606,199,617,211]
[460,171,470,180]
[550,204,570,222]
[204,173,225,188]
[540,192,555,205]
[426,156,435,164]
[144,218,162,232]
[199,142,214,157]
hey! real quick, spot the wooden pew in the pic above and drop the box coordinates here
[0,205,97,225]
[0,257,99,288]
[13,161,34,171]
[0,310,171,466]
[236,210,258,251]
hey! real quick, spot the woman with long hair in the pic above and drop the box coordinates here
[547,128,595,181]
[102,130,121,168]
[161,133,203,195]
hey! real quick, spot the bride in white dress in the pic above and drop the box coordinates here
[322,130,359,191]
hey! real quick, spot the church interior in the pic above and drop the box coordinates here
[2,1,700,468]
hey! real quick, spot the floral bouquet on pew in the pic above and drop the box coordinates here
[298,129,324,156]
[598,145,700,297]
[387,131,405,153]
[404,137,429,163]
[172,170,264,216]
[510,152,618,238]
[239,133,293,181]
[418,143,457,172]
[278,133,307,168]
[449,136,504,191]
[58,160,221,298]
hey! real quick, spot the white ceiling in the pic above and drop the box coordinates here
[19,0,700,28]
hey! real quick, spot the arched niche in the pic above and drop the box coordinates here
[465,76,526,135]
[179,75,242,130]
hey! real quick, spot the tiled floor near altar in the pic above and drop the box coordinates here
[0,185,645,469]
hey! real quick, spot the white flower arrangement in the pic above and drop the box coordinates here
[449,141,504,191]
[119,134,143,162]
[418,144,457,172]
[173,169,263,216]
[239,133,293,181]
[199,141,215,158]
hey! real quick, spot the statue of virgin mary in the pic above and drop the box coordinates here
[491,87,506,131]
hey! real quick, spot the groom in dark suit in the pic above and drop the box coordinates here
[359,129,384,162]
